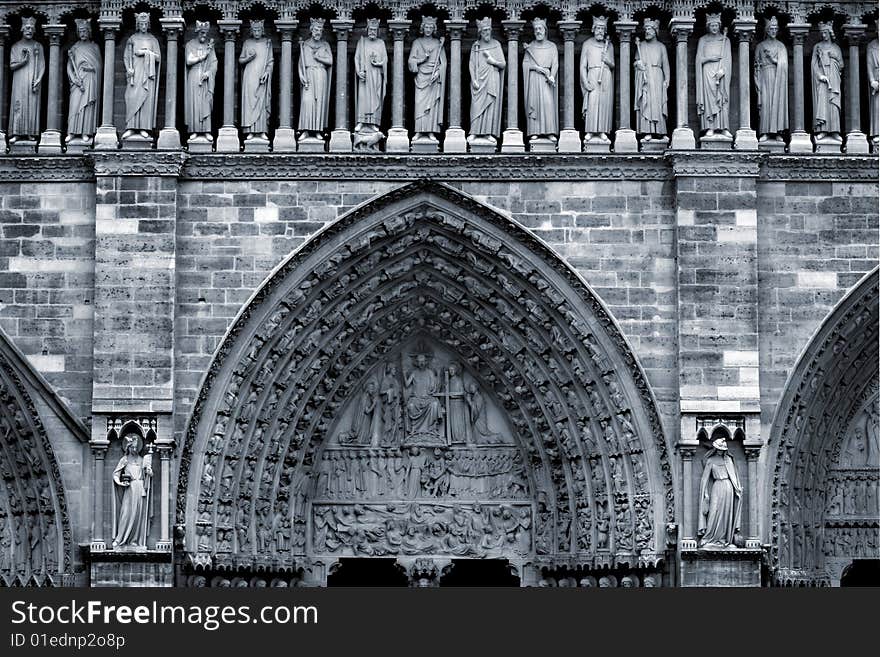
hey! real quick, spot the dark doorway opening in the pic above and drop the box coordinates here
[327,559,408,587]
[840,560,880,587]
[440,559,520,587]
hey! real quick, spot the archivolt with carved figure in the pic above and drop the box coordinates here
[178,181,675,579]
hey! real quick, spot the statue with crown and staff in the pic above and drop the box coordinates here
[468,17,506,151]
[695,13,732,145]
[354,18,387,151]
[811,21,844,148]
[868,36,879,151]
[580,15,614,148]
[111,433,154,549]
[522,17,559,150]
[239,19,274,148]
[8,16,44,146]
[409,15,446,149]
[298,17,333,148]
[633,18,669,148]
[754,16,788,148]
[123,12,161,142]
[184,20,218,148]
[66,18,102,148]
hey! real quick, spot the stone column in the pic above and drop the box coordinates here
[274,20,298,152]
[557,21,581,152]
[90,442,108,550]
[216,20,241,153]
[157,18,184,150]
[843,24,870,153]
[746,450,759,540]
[501,19,525,152]
[94,18,121,149]
[788,23,812,153]
[670,18,695,149]
[443,19,467,152]
[614,20,638,152]
[0,25,8,149]
[37,24,65,153]
[156,442,173,550]
[386,20,411,152]
[681,446,695,539]
[329,20,354,152]
[733,20,759,150]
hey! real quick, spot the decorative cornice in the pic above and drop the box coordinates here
[667,151,766,177]
[761,155,880,182]
[88,151,187,176]
[0,155,94,181]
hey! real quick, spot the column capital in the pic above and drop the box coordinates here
[330,19,355,38]
[217,19,241,37]
[614,20,638,40]
[443,19,468,38]
[788,23,810,42]
[43,23,65,43]
[98,17,121,36]
[557,20,580,41]
[89,439,110,454]
[669,17,695,41]
[159,17,185,37]
[502,19,526,39]
[733,19,757,41]
[0,24,9,39]
[388,20,411,40]
[275,19,298,40]
[842,23,867,43]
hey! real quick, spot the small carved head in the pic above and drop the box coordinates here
[643,18,659,39]
[310,17,325,39]
[706,13,722,33]
[711,437,728,451]
[21,16,37,38]
[195,20,210,39]
[643,575,658,587]
[532,17,547,40]
[818,22,834,40]
[421,15,437,36]
[74,18,91,40]
[765,16,779,38]
[122,433,142,455]
[477,16,493,40]
[592,15,608,39]
[135,12,150,32]
[366,17,380,38]
[250,19,265,38]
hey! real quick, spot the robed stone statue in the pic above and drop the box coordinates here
[754,16,788,142]
[634,18,669,141]
[580,15,614,143]
[408,15,446,143]
[695,14,732,138]
[404,352,443,443]
[354,18,387,149]
[811,22,844,142]
[112,434,153,549]
[468,17,506,146]
[298,17,333,142]
[8,17,44,142]
[698,437,742,548]
[522,18,558,142]
[66,18,101,144]
[184,20,217,142]
[239,19,274,141]
[868,38,879,143]
[123,12,161,140]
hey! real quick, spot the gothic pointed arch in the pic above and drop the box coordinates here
[0,331,78,586]
[177,180,674,576]
[767,268,879,586]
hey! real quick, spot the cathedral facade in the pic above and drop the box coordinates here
[0,0,877,588]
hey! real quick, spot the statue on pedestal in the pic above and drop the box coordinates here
[580,15,614,143]
[811,22,844,143]
[184,20,217,143]
[468,17,506,146]
[754,16,788,142]
[123,12,161,140]
[8,17,44,142]
[111,434,153,549]
[298,17,333,142]
[695,13,732,138]
[698,437,743,549]
[354,18,387,150]
[868,37,879,144]
[239,19,273,142]
[522,18,558,142]
[408,15,446,144]
[633,18,669,141]
[66,18,101,145]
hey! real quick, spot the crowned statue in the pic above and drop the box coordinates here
[8,16,44,143]
[580,15,615,144]
[298,17,333,143]
[66,18,102,146]
[123,12,161,141]
[184,20,218,144]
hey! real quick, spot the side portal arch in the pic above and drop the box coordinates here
[177,181,674,581]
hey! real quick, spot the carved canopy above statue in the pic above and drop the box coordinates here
[178,181,674,571]
[0,334,74,586]
[767,268,880,585]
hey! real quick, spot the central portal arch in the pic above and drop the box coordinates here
[177,181,674,585]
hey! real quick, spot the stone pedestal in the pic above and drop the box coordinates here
[557,129,581,153]
[700,133,734,150]
[122,135,153,151]
[187,135,213,153]
[584,136,612,153]
[529,137,557,153]
[89,550,174,587]
[501,128,525,153]
[9,139,37,154]
[411,136,440,153]
[330,129,353,152]
[157,127,181,150]
[37,129,63,154]
[65,137,93,154]
[680,547,763,587]
[734,128,759,151]
[443,127,467,153]
[844,131,870,154]
[386,127,410,153]
[272,127,297,153]
[468,137,498,154]
[671,127,695,150]
[612,128,638,153]
[814,136,843,153]
[93,127,119,150]
[759,137,786,153]
[298,136,326,153]
[216,126,240,153]
[243,135,271,153]
[641,135,669,152]
[788,130,812,153]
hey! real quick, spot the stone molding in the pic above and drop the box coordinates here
[87,151,187,177]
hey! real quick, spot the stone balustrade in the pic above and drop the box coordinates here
[0,0,876,154]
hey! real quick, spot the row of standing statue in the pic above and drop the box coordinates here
[4,13,879,152]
